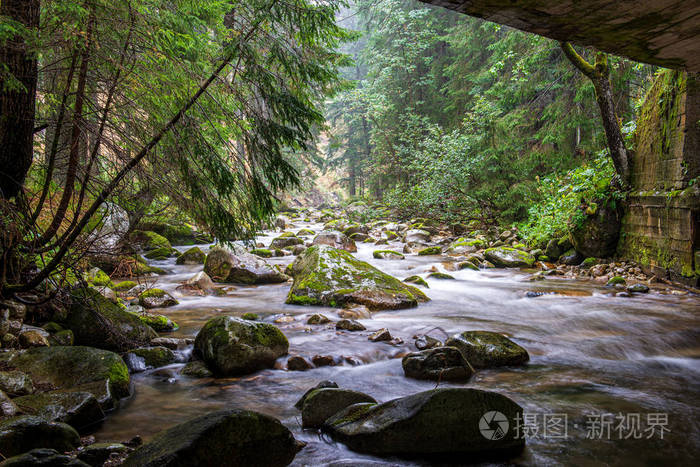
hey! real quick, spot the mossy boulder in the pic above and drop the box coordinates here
[484,247,535,268]
[85,267,113,288]
[113,280,137,292]
[445,331,529,369]
[125,346,176,372]
[11,391,105,430]
[417,246,442,256]
[175,246,206,265]
[203,245,288,284]
[568,196,622,258]
[4,346,131,407]
[300,388,377,428]
[138,288,178,309]
[402,347,474,382]
[458,261,479,271]
[312,230,357,252]
[250,248,273,258]
[0,416,81,458]
[180,360,213,378]
[270,235,303,249]
[403,275,428,288]
[129,230,171,252]
[144,247,174,260]
[427,272,454,280]
[194,316,289,376]
[241,312,258,321]
[373,250,405,260]
[128,311,178,332]
[65,287,157,351]
[323,388,524,457]
[139,221,211,246]
[286,245,428,310]
[297,228,315,237]
[123,409,300,467]
[607,276,626,286]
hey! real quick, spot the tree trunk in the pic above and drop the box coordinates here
[0,0,40,199]
[561,42,630,185]
[593,78,630,182]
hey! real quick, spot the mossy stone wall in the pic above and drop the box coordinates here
[619,70,699,286]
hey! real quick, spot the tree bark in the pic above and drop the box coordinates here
[0,0,40,199]
[561,42,630,184]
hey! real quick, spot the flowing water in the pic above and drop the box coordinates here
[94,220,700,466]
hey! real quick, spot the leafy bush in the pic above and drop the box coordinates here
[518,151,617,248]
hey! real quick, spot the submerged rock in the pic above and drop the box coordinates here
[312,230,357,252]
[204,245,288,284]
[180,361,213,378]
[300,388,377,428]
[65,287,156,351]
[0,416,81,458]
[484,247,535,268]
[445,331,529,369]
[323,388,524,457]
[286,245,428,310]
[123,409,300,467]
[402,347,474,382]
[194,316,288,376]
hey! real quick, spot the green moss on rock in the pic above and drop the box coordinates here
[286,245,428,310]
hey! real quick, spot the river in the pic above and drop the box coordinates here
[94,220,700,466]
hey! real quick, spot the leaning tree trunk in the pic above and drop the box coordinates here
[561,42,630,185]
[0,0,40,199]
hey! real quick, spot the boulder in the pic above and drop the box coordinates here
[270,235,303,249]
[445,331,529,369]
[129,230,171,252]
[0,390,18,417]
[0,416,80,458]
[559,249,584,265]
[180,361,213,378]
[194,316,288,376]
[312,230,357,252]
[0,370,35,396]
[286,356,312,371]
[294,381,339,409]
[368,328,392,342]
[175,246,206,265]
[65,287,156,351]
[11,391,105,430]
[3,346,130,409]
[128,311,178,332]
[568,197,622,258]
[306,314,330,325]
[336,319,366,331]
[286,245,428,310]
[77,443,130,466]
[372,250,405,260]
[402,229,431,243]
[1,448,89,466]
[484,247,535,268]
[204,245,288,284]
[402,347,474,382]
[417,246,442,256]
[138,288,179,309]
[323,388,524,457]
[300,388,377,428]
[180,271,215,294]
[122,409,300,467]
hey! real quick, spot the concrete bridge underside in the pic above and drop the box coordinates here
[420,1,700,71]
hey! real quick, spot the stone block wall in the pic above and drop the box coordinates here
[619,70,699,286]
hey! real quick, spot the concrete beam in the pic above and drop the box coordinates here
[419,1,700,71]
